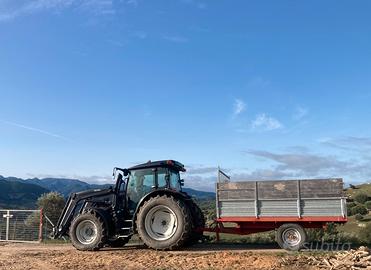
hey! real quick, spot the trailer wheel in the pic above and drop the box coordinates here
[136,195,191,250]
[69,212,107,251]
[276,223,306,251]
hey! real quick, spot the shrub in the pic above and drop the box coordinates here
[347,202,357,209]
[354,214,364,221]
[365,201,371,210]
[37,192,65,224]
[350,205,368,216]
[354,192,369,204]
[359,222,371,245]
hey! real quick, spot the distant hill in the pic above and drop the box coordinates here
[1,176,112,197]
[183,188,215,199]
[0,179,49,209]
[0,175,215,209]
[345,183,371,199]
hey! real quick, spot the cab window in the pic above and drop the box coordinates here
[169,170,181,190]
[127,169,154,204]
[157,168,167,188]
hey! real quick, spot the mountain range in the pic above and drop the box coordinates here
[0,175,215,209]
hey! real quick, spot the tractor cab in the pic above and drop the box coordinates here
[114,160,186,215]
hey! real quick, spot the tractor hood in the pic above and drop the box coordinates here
[72,187,113,199]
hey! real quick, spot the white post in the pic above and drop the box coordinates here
[3,210,13,241]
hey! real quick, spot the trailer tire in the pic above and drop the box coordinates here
[186,199,205,245]
[69,211,107,251]
[276,223,306,251]
[136,195,191,250]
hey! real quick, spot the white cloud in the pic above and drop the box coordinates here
[126,0,138,7]
[233,99,246,116]
[132,30,147,39]
[251,113,283,131]
[293,106,308,120]
[0,0,119,22]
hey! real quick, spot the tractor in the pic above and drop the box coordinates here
[54,160,204,250]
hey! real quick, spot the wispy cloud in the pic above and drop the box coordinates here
[251,113,283,131]
[106,39,125,47]
[233,99,246,117]
[126,0,138,7]
[132,30,147,39]
[293,106,308,121]
[163,35,189,43]
[0,119,69,141]
[246,76,270,89]
[321,136,371,154]
[0,0,71,22]
[0,0,123,22]
[180,0,207,10]
[244,146,371,182]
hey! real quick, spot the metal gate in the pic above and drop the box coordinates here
[0,209,42,243]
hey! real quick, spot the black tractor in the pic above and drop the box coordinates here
[54,160,205,250]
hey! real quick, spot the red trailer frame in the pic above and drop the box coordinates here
[203,216,347,241]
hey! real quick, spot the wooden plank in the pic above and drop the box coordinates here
[258,180,298,199]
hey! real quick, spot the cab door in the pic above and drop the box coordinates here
[126,169,155,215]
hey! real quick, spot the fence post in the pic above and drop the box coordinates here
[5,210,10,241]
[38,209,43,243]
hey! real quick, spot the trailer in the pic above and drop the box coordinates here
[203,170,347,250]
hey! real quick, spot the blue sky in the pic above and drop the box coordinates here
[1,0,371,191]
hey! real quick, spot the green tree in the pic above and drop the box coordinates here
[347,202,357,209]
[37,192,65,224]
[365,201,371,210]
[353,192,369,204]
[350,205,368,216]
[359,222,371,245]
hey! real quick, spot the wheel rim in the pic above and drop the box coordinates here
[76,220,98,245]
[282,228,301,247]
[144,205,178,241]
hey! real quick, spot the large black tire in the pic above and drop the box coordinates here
[186,199,205,245]
[136,195,192,250]
[276,223,306,251]
[69,212,107,251]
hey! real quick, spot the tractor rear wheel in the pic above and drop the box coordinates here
[136,195,191,250]
[69,212,107,251]
[186,199,205,245]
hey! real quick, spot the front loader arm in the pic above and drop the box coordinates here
[53,188,113,238]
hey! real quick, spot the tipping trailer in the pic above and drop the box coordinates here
[203,170,347,250]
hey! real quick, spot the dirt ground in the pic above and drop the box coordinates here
[0,242,319,270]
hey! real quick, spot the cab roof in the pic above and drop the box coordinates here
[128,160,186,172]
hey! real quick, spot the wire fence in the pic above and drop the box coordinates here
[0,210,42,243]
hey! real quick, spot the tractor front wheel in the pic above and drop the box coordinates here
[69,212,107,251]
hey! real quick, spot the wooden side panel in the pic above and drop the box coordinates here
[217,178,345,218]
[300,179,344,198]
[257,181,298,199]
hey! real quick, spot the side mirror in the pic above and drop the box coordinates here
[180,179,184,186]
[123,169,130,177]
